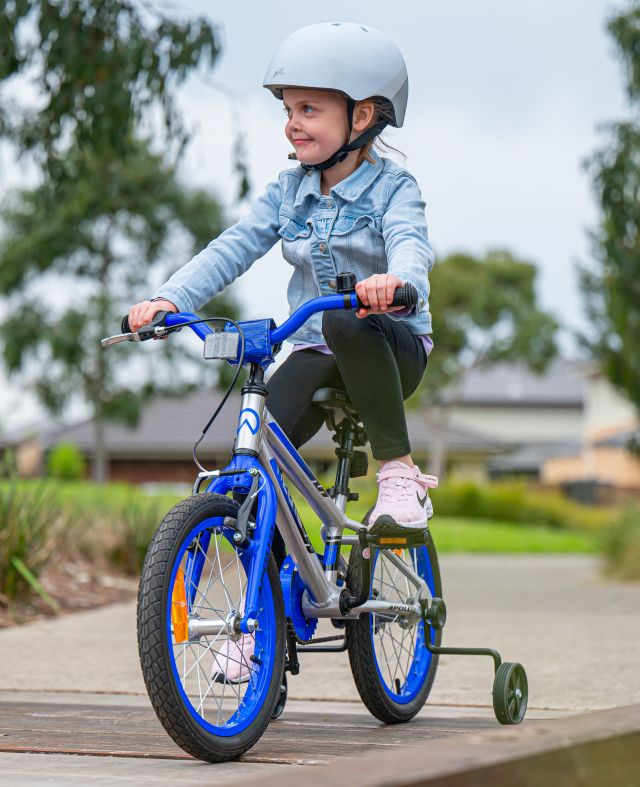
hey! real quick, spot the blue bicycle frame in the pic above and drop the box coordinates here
[164,295,432,635]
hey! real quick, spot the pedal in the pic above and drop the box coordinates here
[366,527,429,549]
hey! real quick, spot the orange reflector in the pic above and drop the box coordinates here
[392,548,404,556]
[171,567,189,643]
[379,537,408,545]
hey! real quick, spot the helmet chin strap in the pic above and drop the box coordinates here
[289,97,387,172]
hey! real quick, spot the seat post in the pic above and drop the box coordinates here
[330,418,357,512]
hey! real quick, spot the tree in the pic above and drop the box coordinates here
[0,1,243,481]
[581,2,640,412]
[412,249,558,475]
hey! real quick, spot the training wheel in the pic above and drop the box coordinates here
[271,673,288,721]
[492,662,528,725]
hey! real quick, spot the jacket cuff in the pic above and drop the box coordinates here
[151,285,195,314]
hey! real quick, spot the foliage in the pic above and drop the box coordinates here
[601,505,640,580]
[0,473,62,602]
[0,0,219,166]
[581,2,640,411]
[47,442,86,480]
[0,2,243,480]
[421,249,559,398]
[429,480,611,531]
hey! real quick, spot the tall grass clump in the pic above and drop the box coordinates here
[0,473,62,602]
[601,506,640,581]
[108,494,169,575]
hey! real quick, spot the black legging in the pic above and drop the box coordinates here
[266,309,428,564]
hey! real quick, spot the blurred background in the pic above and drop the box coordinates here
[1,0,639,617]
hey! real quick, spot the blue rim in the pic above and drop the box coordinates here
[166,516,277,737]
[370,545,437,705]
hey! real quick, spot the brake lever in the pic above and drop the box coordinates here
[101,332,141,348]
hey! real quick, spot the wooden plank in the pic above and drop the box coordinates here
[0,700,496,763]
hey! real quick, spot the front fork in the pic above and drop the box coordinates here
[183,457,278,635]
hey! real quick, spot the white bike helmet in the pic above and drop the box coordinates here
[263,22,408,171]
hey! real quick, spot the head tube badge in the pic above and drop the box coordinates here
[203,331,240,360]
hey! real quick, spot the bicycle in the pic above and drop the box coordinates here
[102,272,528,762]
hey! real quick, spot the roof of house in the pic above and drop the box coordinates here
[446,358,586,408]
[488,440,583,474]
[2,389,507,459]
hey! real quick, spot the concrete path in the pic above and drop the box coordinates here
[1,555,638,711]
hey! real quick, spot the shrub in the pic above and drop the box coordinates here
[430,480,611,530]
[0,475,62,602]
[47,443,87,480]
[601,506,640,581]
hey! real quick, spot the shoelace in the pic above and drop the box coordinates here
[377,474,415,503]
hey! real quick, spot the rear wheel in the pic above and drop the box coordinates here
[346,532,442,723]
[137,494,285,762]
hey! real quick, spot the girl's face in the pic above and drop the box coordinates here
[282,88,350,165]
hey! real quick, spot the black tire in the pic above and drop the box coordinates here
[270,672,288,721]
[493,662,528,725]
[346,530,442,724]
[137,493,286,762]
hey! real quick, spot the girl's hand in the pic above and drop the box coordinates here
[354,274,405,318]
[128,299,178,333]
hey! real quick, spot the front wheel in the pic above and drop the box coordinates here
[137,494,285,762]
[346,531,442,723]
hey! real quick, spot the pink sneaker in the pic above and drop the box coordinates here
[368,460,438,533]
[211,635,255,685]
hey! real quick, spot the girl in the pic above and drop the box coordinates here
[128,23,437,677]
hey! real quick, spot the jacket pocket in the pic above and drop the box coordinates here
[330,213,382,236]
[277,216,313,241]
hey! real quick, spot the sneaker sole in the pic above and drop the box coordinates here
[368,515,428,535]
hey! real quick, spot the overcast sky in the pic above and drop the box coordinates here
[0,0,632,430]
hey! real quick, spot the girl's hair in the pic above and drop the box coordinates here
[357,97,406,165]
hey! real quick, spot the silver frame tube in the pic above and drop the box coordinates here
[240,407,428,621]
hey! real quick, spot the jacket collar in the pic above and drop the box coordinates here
[293,149,384,208]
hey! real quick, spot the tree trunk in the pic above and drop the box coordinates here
[92,411,108,483]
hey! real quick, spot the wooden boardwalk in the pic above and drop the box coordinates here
[0,696,502,764]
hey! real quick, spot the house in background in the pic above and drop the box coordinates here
[2,388,506,484]
[541,370,640,504]
[3,359,638,500]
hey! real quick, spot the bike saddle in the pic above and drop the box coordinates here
[311,387,359,419]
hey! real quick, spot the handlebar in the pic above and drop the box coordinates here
[110,282,419,353]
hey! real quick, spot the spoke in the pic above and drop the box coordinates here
[180,626,227,682]
[213,534,235,611]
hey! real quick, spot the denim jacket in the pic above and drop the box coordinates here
[153,149,434,345]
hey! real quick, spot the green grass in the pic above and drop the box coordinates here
[429,516,598,554]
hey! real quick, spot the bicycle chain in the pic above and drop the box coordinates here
[287,621,345,647]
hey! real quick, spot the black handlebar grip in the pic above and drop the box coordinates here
[355,283,419,312]
[391,284,419,310]
[121,310,171,340]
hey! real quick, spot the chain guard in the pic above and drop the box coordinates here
[280,555,318,642]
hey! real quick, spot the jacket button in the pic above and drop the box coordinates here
[325,200,334,209]
[319,242,327,253]
[328,280,336,290]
